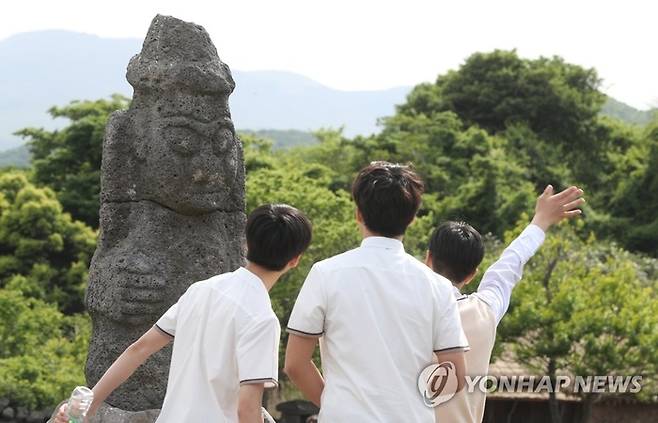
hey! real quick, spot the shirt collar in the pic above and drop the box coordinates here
[360,236,405,252]
[236,267,269,295]
[452,285,468,301]
[452,285,463,297]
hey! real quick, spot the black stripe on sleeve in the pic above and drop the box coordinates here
[286,327,324,338]
[154,324,175,338]
[434,345,471,353]
[240,378,279,387]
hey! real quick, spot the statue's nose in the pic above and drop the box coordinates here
[191,152,223,186]
[117,253,166,290]
[192,168,209,184]
[120,252,153,274]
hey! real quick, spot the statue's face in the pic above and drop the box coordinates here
[142,92,240,215]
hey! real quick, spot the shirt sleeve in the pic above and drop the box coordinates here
[433,276,470,353]
[476,224,545,325]
[237,316,280,388]
[154,283,197,337]
[286,264,326,337]
[155,302,178,338]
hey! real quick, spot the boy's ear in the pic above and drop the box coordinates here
[424,250,432,268]
[463,268,479,286]
[355,208,364,225]
[287,254,303,269]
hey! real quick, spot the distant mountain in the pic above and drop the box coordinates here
[239,129,318,149]
[601,97,656,125]
[0,145,30,168]
[1,30,653,157]
[231,71,409,136]
[0,31,142,150]
[0,30,409,150]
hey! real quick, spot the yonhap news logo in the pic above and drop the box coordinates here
[417,362,459,407]
[418,362,645,408]
[463,375,643,394]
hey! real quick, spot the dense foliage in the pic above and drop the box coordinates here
[0,172,96,313]
[497,221,657,421]
[0,290,90,409]
[16,95,129,227]
[399,51,605,145]
[0,171,94,409]
[2,50,656,416]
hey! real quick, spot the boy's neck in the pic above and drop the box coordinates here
[452,281,467,291]
[361,226,404,241]
[433,268,466,291]
[245,262,283,292]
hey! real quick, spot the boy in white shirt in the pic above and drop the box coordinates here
[428,185,584,423]
[284,162,469,422]
[55,204,312,423]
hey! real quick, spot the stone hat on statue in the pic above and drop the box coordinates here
[126,14,235,94]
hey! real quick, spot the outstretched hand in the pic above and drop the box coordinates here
[53,402,93,423]
[531,185,585,232]
[53,403,69,423]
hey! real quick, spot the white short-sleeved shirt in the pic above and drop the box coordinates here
[287,237,468,422]
[155,267,280,423]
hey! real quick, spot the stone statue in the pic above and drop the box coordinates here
[84,14,246,415]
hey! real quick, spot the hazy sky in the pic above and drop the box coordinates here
[2,0,656,109]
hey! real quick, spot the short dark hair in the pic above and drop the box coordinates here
[428,221,485,284]
[246,204,312,271]
[351,161,424,237]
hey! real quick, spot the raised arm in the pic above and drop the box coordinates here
[476,185,584,324]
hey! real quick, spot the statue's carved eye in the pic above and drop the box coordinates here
[165,126,199,156]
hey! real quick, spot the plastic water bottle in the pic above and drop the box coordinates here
[66,386,94,423]
[262,407,276,423]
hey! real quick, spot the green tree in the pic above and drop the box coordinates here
[379,110,537,237]
[287,128,385,192]
[16,95,129,227]
[605,118,658,255]
[0,171,96,313]
[390,51,627,196]
[0,288,90,410]
[498,221,658,423]
[384,50,655,252]
[239,133,278,173]
[399,50,605,147]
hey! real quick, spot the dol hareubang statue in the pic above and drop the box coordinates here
[85,14,246,413]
